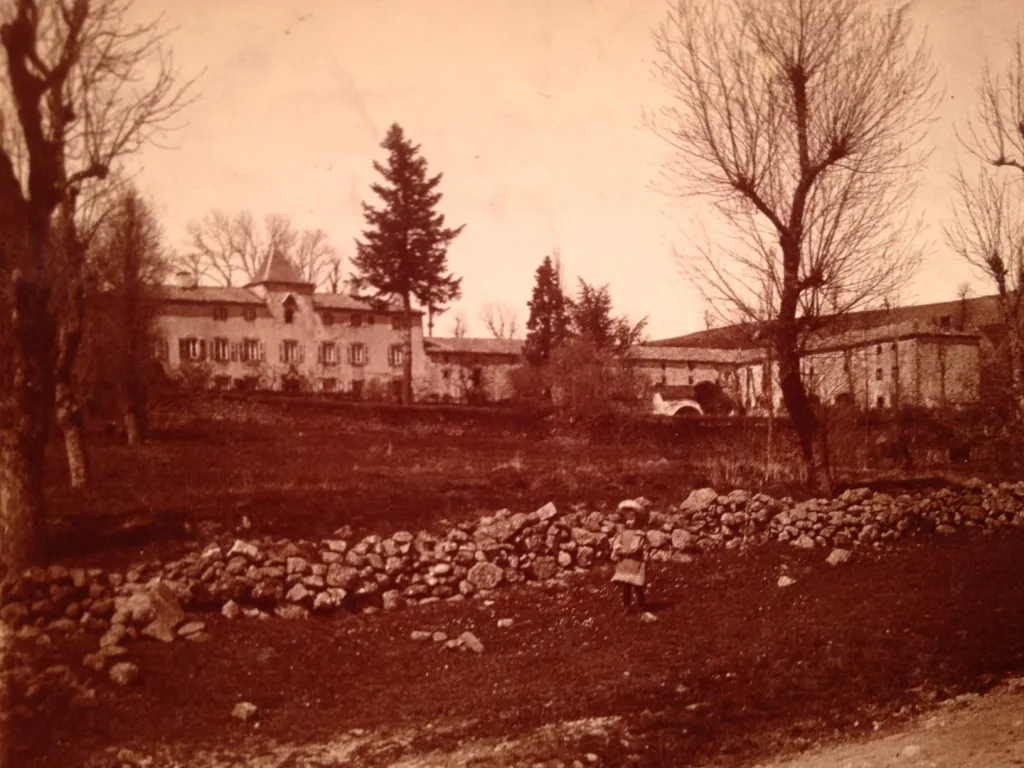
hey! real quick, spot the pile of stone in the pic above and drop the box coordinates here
[3,479,1024,691]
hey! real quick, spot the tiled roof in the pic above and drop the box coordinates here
[154,285,265,305]
[626,345,759,365]
[248,251,308,285]
[313,293,406,313]
[424,337,525,357]
[651,294,1006,349]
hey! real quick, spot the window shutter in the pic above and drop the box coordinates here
[258,341,265,361]
[317,343,323,364]
[299,344,305,364]
[178,339,186,361]
[199,340,207,360]
[279,341,285,363]
[346,344,352,364]
[230,342,238,362]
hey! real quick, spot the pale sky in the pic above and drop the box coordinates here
[126,0,1023,341]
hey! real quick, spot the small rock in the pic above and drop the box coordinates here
[826,548,852,566]
[221,600,241,619]
[497,618,513,629]
[791,534,815,549]
[410,630,432,641]
[640,612,658,623]
[459,631,485,653]
[177,621,206,638]
[232,701,259,722]
[431,631,448,643]
[777,575,796,588]
[227,540,261,560]
[274,604,309,620]
[901,744,922,758]
[109,662,139,686]
[466,562,504,590]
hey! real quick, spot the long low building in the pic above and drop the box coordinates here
[148,256,987,411]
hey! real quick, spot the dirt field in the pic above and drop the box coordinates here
[10,394,1024,767]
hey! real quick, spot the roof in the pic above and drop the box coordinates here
[651,294,1006,349]
[154,285,265,306]
[247,251,310,286]
[626,345,759,365]
[803,321,980,355]
[424,337,525,357]
[313,294,408,313]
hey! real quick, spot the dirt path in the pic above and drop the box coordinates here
[752,676,1024,768]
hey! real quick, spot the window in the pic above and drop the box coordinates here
[350,313,363,328]
[366,315,375,326]
[442,368,451,382]
[471,367,483,389]
[351,379,365,398]
[243,307,257,322]
[322,312,335,327]
[240,338,262,363]
[875,367,883,381]
[152,338,169,361]
[319,342,339,366]
[283,297,297,324]
[321,378,337,392]
[391,316,405,330]
[348,343,368,366]
[876,345,882,355]
[876,395,886,408]
[212,337,230,363]
[213,306,228,322]
[939,315,951,329]
[213,375,232,390]
[281,340,302,364]
[388,344,404,366]
[178,337,204,362]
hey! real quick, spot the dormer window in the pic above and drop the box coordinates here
[283,295,297,324]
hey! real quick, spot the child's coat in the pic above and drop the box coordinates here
[611,528,647,587]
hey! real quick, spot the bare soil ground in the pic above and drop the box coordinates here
[9,393,1024,767]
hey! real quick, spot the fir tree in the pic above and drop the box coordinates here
[524,253,570,365]
[353,123,464,402]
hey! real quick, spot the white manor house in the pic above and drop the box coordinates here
[151,252,988,412]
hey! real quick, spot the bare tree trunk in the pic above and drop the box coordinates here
[55,380,89,489]
[54,200,90,488]
[402,293,415,405]
[775,332,832,496]
[0,283,56,578]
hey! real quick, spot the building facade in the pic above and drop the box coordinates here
[149,260,987,412]
[152,253,426,397]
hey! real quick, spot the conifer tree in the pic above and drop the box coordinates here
[353,123,464,403]
[524,252,570,365]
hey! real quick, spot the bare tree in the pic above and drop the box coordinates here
[950,28,1024,418]
[945,167,1024,412]
[480,301,518,339]
[650,0,938,494]
[452,311,468,339]
[959,28,1024,175]
[325,255,344,294]
[184,210,339,289]
[83,186,168,445]
[0,0,197,576]
[293,228,337,288]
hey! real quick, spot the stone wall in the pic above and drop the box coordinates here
[3,480,1024,696]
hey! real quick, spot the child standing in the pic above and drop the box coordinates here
[611,506,650,611]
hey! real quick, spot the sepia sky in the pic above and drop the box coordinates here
[127,0,1023,340]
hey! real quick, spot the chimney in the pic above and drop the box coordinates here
[176,270,197,289]
[347,279,361,299]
